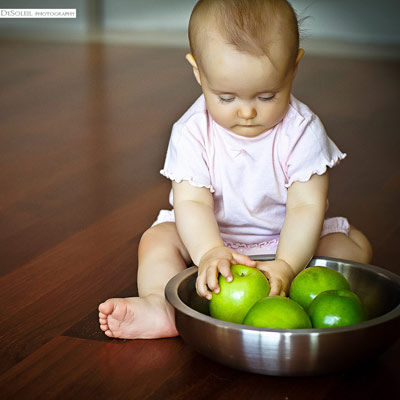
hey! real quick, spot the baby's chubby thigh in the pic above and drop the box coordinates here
[137,222,192,296]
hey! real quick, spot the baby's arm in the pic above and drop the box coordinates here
[258,172,329,296]
[172,180,256,299]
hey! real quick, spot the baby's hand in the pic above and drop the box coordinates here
[196,246,256,300]
[256,259,295,297]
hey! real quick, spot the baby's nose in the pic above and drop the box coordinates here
[238,105,257,119]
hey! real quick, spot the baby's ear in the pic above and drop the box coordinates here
[293,48,305,78]
[296,48,305,64]
[185,53,202,86]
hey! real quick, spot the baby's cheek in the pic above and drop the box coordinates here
[214,108,235,127]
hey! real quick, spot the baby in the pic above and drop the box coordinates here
[99,0,372,339]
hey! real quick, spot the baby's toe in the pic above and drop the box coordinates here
[99,311,108,319]
[104,329,114,337]
[98,300,115,315]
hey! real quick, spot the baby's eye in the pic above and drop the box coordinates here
[258,94,276,102]
[218,96,235,104]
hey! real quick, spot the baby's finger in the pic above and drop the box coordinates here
[206,266,220,293]
[196,272,213,300]
[217,258,232,284]
[268,277,282,297]
[232,252,257,267]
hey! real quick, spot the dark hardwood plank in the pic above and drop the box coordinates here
[0,335,398,400]
[0,183,171,374]
[0,336,190,400]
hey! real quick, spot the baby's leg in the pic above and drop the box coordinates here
[315,225,373,264]
[98,222,191,339]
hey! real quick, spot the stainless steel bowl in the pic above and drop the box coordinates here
[165,256,400,376]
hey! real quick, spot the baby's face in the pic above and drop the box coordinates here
[197,35,298,138]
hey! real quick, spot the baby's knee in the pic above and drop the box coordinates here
[348,226,373,263]
[139,223,174,251]
[139,222,190,261]
[316,226,372,264]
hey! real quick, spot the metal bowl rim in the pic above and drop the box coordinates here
[165,256,400,335]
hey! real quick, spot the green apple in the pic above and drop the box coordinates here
[209,264,270,324]
[289,266,351,310]
[243,296,312,329]
[308,289,366,328]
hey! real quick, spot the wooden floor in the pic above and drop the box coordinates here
[0,39,399,399]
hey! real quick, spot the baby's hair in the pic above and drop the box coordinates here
[189,0,300,68]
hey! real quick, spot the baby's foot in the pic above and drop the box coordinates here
[98,294,178,339]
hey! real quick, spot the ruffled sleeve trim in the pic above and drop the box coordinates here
[284,152,347,188]
[160,169,215,193]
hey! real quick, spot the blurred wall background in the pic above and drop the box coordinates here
[0,0,399,58]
